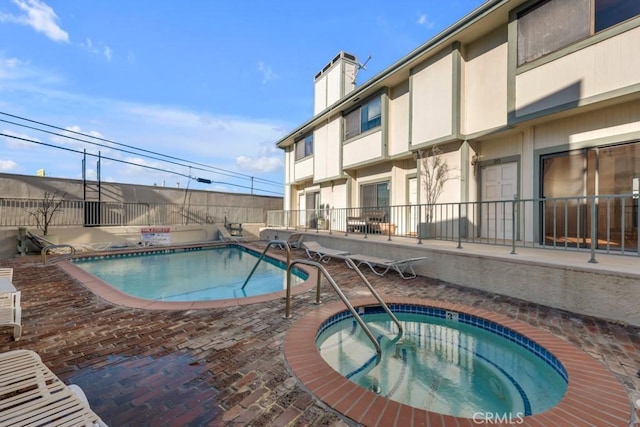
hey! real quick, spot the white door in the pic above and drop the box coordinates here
[481,163,517,239]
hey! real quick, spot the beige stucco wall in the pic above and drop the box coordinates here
[294,157,313,181]
[0,173,282,211]
[533,99,640,151]
[0,173,282,258]
[463,25,508,135]
[313,117,342,181]
[314,74,327,115]
[343,130,383,168]
[388,81,410,157]
[410,50,454,144]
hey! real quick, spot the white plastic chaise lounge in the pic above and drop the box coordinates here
[218,226,250,243]
[0,349,108,426]
[347,254,427,279]
[302,241,349,262]
[0,268,12,281]
[0,268,21,341]
[277,233,304,250]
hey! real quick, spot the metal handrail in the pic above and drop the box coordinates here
[240,240,291,290]
[285,259,383,360]
[41,244,76,264]
[241,240,401,360]
[326,254,403,335]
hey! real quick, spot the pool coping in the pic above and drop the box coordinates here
[284,296,631,426]
[58,243,317,310]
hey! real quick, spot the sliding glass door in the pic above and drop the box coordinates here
[541,141,639,249]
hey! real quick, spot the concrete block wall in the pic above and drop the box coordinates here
[261,230,640,327]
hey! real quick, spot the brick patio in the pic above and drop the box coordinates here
[0,247,638,426]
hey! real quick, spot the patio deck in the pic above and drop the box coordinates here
[0,244,638,426]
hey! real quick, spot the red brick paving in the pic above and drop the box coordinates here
[0,248,639,426]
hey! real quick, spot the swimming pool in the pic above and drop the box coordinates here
[71,245,307,301]
[316,306,567,419]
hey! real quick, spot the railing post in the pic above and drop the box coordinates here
[457,203,462,249]
[511,197,517,255]
[589,197,598,263]
[417,204,423,245]
[315,272,321,304]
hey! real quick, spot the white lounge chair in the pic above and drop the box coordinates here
[302,241,349,262]
[0,291,21,340]
[0,349,107,426]
[0,268,13,281]
[347,254,427,279]
[218,225,250,242]
[277,233,304,250]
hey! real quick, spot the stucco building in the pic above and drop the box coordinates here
[276,0,640,249]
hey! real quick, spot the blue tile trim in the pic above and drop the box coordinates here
[315,304,568,384]
[71,243,308,279]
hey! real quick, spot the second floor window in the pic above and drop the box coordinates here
[517,0,640,66]
[344,96,382,140]
[295,134,314,161]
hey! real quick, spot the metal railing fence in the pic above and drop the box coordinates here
[0,198,267,228]
[267,194,640,260]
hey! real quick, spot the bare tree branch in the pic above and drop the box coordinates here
[421,147,451,221]
[27,191,66,236]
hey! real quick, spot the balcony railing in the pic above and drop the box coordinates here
[0,199,267,228]
[267,194,640,261]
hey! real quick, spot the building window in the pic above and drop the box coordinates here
[517,0,640,66]
[295,134,313,161]
[595,0,640,32]
[344,96,382,140]
[360,181,390,208]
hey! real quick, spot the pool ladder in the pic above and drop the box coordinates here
[242,240,403,360]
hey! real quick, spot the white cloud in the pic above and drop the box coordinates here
[1,129,40,148]
[235,142,283,173]
[49,125,114,156]
[257,61,278,84]
[0,0,68,42]
[0,159,18,171]
[80,38,113,61]
[0,67,288,189]
[0,54,64,86]
[127,51,136,64]
[0,57,22,79]
[417,13,435,29]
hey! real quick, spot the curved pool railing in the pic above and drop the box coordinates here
[240,240,292,290]
[241,240,403,360]
[327,254,403,336]
[286,258,383,360]
[41,244,76,264]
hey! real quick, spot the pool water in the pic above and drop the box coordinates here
[73,246,307,301]
[316,309,567,419]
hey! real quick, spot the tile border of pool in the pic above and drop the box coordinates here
[58,243,318,310]
[284,296,631,426]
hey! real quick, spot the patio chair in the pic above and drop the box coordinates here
[302,241,349,262]
[0,349,107,426]
[219,224,256,243]
[0,291,21,340]
[347,254,427,279]
[0,268,12,281]
[277,233,304,250]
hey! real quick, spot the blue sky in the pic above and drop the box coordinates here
[0,0,485,196]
